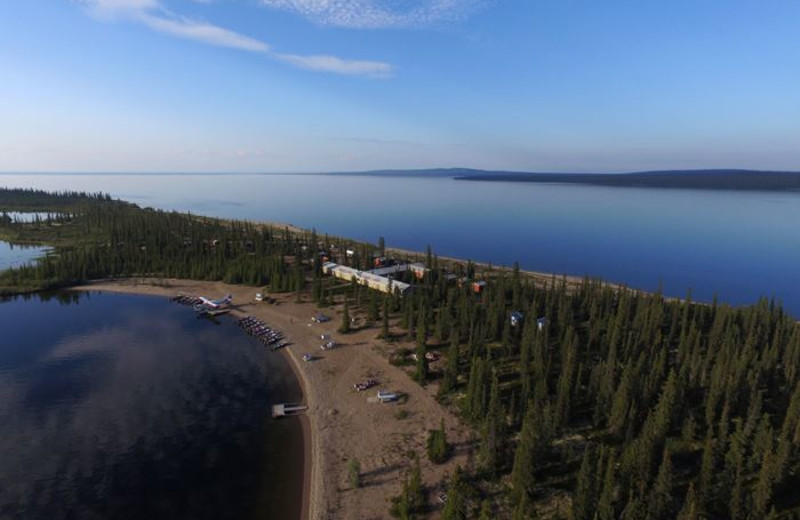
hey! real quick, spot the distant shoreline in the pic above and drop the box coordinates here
[4,167,800,193]
[452,169,800,192]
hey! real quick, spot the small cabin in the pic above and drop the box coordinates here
[377,390,398,403]
[510,311,524,327]
[409,263,430,280]
[472,281,487,294]
[536,317,547,331]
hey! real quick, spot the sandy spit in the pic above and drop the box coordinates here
[72,278,472,520]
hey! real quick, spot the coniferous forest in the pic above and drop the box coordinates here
[2,188,800,519]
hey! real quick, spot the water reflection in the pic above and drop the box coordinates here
[0,292,304,520]
[0,241,49,271]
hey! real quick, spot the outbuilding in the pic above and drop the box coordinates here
[409,263,430,280]
[472,280,487,294]
[510,311,524,327]
[536,317,548,331]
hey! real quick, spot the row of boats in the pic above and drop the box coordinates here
[237,316,289,351]
[171,295,203,306]
[353,378,378,392]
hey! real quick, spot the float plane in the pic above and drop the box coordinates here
[194,294,233,312]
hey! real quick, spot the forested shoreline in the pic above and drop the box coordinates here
[0,187,369,295]
[379,267,800,519]
[2,188,799,519]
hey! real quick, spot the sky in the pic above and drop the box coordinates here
[1,0,800,173]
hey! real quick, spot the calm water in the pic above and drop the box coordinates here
[0,241,49,271]
[3,212,63,223]
[1,174,799,315]
[0,292,305,520]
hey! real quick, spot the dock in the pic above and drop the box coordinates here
[272,403,308,418]
[199,308,230,317]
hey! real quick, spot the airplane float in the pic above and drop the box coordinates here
[193,294,233,313]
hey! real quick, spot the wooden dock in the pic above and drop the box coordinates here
[272,403,308,418]
[201,308,230,317]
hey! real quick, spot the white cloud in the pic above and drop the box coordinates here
[260,0,484,29]
[74,0,393,77]
[275,52,393,78]
[138,13,271,52]
[78,0,159,18]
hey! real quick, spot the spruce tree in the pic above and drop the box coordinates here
[478,500,492,520]
[408,454,425,512]
[441,467,466,520]
[339,298,351,333]
[380,295,391,339]
[479,373,507,478]
[512,403,539,501]
[347,458,361,489]
[646,449,673,520]
[571,444,599,520]
[440,333,459,395]
[427,419,450,463]
[676,483,698,520]
[414,345,428,383]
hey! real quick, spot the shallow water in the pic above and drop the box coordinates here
[0,292,305,520]
[0,240,49,271]
[2,174,799,315]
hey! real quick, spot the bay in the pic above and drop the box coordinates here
[0,292,305,520]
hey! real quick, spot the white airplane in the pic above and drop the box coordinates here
[194,294,233,312]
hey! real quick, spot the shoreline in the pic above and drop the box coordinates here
[70,280,318,520]
[277,342,320,520]
[71,277,474,520]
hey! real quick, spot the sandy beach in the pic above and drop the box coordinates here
[74,278,472,520]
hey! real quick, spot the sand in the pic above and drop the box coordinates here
[73,278,472,520]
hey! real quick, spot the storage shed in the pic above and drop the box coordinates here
[510,311,524,327]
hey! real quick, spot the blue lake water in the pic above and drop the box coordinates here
[0,241,50,271]
[3,212,63,223]
[0,292,305,520]
[1,174,799,315]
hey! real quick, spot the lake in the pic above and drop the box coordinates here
[0,291,305,520]
[1,174,799,315]
[0,241,50,271]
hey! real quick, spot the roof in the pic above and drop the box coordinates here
[331,264,361,278]
[360,272,412,292]
[369,264,410,276]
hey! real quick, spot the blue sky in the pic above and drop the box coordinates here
[1,0,800,173]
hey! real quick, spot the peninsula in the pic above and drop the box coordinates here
[327,168,800,192]
[2,188,800,520]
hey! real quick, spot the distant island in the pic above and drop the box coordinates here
[329,168,800,191]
